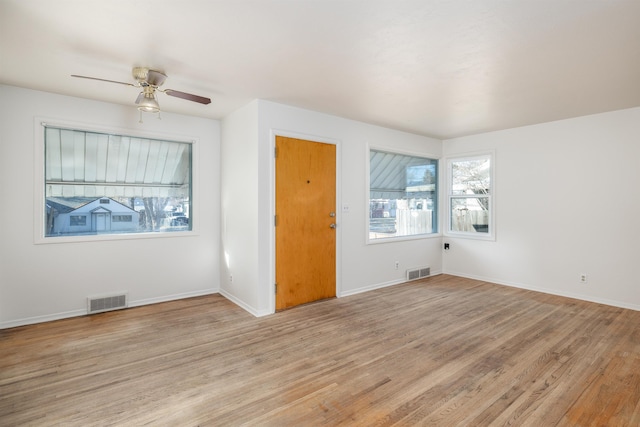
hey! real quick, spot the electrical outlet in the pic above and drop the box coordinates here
[229,274,233,283]
[579,274,587,284]
[394,261,399,270]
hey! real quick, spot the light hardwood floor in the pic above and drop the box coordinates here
[1,275,639,426]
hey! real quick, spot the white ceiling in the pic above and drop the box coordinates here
[1,0,639,139]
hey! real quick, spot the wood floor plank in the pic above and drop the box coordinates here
[1,275,639,426]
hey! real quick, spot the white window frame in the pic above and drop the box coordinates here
[445,151,495,241]
[34,118,199,244]
[366,145,440,244]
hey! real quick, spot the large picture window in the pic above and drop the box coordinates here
[369,149,438,240]
[43,126,192,238]
[447,153,493,238]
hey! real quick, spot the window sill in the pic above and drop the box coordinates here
[443,231,495,242]
[34,229,198,245]
[367,232,442,245]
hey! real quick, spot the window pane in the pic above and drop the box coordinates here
[44,127,192,238]
[69,215,87,226]
[369,150,437,240]
[448,154,492,237]
[450,198,489,233]
[451,157,490,195]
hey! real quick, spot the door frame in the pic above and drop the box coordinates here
[269,129,342,314]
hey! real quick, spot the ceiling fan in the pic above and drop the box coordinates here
[71,67,211,113]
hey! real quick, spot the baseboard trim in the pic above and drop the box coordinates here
[0,309,88,330]
[444,271,640,312]
[13,271,628,329]
[218,289,272,317]
[128,288,218,309]
[1,288,219,330]
[339,270,443,298]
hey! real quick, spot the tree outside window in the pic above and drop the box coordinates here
[448,154,493,237]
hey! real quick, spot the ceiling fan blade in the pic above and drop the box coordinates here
[71,75,135,87]
[164,89,211,105]
[146,70,167,87]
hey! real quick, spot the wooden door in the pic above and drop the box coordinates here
[275,136,336,310]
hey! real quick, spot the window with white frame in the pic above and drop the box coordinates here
[447,153,493,238]
[43,126,192,238]
[369,149,438,240]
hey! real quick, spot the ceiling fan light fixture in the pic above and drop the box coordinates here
[137,92,160,113]
[72,67,211,112]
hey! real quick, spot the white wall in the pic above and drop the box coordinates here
[9,85,633,328]
[219,100,263,313]
[443,107,640,310]
[0,85,221,328]
[221,100,443,316]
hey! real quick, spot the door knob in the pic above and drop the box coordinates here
[329,223,337,229]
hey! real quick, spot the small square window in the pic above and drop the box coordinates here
[69,215,87,226]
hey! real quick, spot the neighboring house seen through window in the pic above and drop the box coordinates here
[44,126,192,238]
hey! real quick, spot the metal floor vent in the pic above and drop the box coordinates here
[87,294,128,314]
[406,266,431,281]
